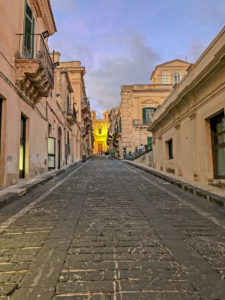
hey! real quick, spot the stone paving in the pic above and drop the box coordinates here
[0,157,225,299]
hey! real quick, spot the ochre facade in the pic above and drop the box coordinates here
[91,111,110,155]
[119,60,191,158]
[149,27,225,186]
[0,0,93,188]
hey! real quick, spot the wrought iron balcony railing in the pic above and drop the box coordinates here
[133,119,152,126]
[16,34,54,88]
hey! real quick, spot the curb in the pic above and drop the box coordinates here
[0,161,81,210]
[124,161,225,207]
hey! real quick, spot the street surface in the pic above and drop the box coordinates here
[0,157,225,300]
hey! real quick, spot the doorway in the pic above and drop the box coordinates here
[0,98,2,155]
[19,115,26,178]
[98,143,103,154]
[58,127,62,169]
[210,111,225,178]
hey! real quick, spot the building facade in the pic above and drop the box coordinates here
[107,107,121,157]
[0,0,57,187]
[58,60,93,158]
[149,27,225,186]
[0,0,93,188]
[119,60,191,158]
[91,110,110,155]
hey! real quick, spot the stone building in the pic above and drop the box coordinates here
[149,27,225,186]
[58,60,93,158]
[119,60,190,158]
[0,0,57,187]
[107,107,121,157]
[0,0,93,188]
[91,110,110,155]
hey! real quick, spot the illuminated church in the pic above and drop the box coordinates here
[91,110,110,155]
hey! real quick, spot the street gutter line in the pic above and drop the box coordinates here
[0,161,89,234]
[123,163,225,231]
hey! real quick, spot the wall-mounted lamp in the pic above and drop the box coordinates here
[54,62,60,68]
[42,31,50,39]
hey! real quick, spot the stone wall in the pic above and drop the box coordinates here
[133,150,154,168]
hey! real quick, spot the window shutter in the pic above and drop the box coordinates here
[119,117,122,132]
[153,107,157,113]
[142,108,147,124]
[24,0,35,58]
[147,137,152,149]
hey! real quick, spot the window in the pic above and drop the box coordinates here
[19,116,26,178]
[147,137,152,149]
[66,131,70,156]
[98,128,102,134]
[48,137,55,169]
[167,139,173,160]
[142,107,157,124]
[162,72,170,84]
[210,112,225,178]
[119,117,122,132]
[174,72,181,84]
[23,0,35,58]
[0,99,2,154]
[67,95,70,112]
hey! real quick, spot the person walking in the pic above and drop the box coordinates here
[110,149,114,159]
[105,149,109,159]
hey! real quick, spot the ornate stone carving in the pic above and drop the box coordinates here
[15,59,52,104]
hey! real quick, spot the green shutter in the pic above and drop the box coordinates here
[24,0,35,58]
[153,107,157,113]
[142,108,147,124]
[147,137,152,149]
[119,117,122,132]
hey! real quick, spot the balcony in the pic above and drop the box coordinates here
[15,34,54,104]
[81,99,90,114]
[133,119,152,127]
[66,103,77,126]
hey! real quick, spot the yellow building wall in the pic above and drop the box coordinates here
[92,120,109,154]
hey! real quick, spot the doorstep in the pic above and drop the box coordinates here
[124,160,225,207]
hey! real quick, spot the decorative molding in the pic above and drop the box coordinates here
[15,59,52,104]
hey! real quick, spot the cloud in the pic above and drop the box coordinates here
[85,33,160,113]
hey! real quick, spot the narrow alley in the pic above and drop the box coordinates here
[0,157,225,300]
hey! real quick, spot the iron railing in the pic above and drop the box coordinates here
[66,103,77,119]
[16,34,54,87]
[133,119,152,126]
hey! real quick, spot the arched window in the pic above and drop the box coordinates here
[174,72,181,84]
[98,128,102,134]
[162,72,170,84]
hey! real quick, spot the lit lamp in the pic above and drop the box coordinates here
[42,30,50,39]
[53,62,60,68]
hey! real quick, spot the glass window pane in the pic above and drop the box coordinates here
[217,148,225,176]
[48,156,55,169]
[162,72,170,84]
[48,138,55,155]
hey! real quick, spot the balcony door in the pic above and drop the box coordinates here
[0,99,2,156]
[210,112,225,178]
[58,128,62,169]
[142,107,157,125]
[23,0,35,58]
[19,116,26,178]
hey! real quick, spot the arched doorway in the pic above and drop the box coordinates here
[58,127,62,169]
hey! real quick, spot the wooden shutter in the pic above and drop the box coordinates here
[147,137,152,149]
[142,108,147,124]
[23,0,35,58]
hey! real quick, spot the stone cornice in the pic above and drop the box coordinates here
[29,0,57,35]
[149,27,225,130]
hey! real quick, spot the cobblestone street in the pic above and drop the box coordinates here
[0,157,225,299]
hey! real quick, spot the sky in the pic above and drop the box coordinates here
[49,0,225,118]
